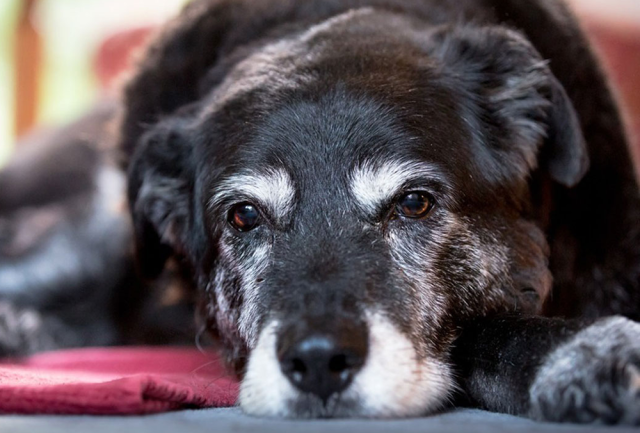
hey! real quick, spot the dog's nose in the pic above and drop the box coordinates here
[278,322,367,403]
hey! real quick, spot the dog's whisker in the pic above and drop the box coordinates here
[189,359,223,375]
[194,324,208,354]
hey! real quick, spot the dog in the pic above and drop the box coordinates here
[1,0,640,424]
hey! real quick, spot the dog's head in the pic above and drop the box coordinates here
[121,4,588,418]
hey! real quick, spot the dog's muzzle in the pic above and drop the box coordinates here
[276,316,368,403]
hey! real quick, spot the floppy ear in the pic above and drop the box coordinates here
[126,120,195,279]
[119,0,331,278]
[539,75,589,187]
[120,0,332,161]
[118,0,236,278]
[118,0,233,161]
[429,25,589,187]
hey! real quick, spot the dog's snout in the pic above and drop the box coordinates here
[279,335,364,401]
[277,319,368,403]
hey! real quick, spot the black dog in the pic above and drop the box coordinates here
[2,0,640,424]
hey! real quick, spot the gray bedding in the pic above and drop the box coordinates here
[2,407,638,433]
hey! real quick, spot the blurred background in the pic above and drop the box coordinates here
[0,0,187,166]
[0,0,638,169]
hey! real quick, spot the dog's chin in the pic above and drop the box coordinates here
[238,313,454,418]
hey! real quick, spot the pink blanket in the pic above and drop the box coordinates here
[0,347,239,415]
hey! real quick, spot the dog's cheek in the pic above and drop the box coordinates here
[234,242,272,344]
[387,214,523,352]
[385,218,455,357]
[200,265,247,374]
[505,220,552,313]
[436,217,551,319]
[201,233,273,373]
[435,216,528,322]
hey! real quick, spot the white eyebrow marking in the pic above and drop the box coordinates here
[350,160,442,214]
[211,168,295,222]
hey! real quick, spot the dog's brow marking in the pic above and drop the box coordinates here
[212,168,295,221]
[350,160,441,214]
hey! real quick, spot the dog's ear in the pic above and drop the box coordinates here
[118,0,235,162]
[126,120,195,279]
[538,75,589,187]
[429,26,589,187]
[118,0,237,278]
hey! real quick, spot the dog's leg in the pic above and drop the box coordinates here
[452,314,640,424]
[0,301,92,357]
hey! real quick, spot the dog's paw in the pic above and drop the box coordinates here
[529,316,640,425]
[0,302,48,357]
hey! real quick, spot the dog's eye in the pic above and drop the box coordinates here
[228,203,260,232]
[395,192,434,219]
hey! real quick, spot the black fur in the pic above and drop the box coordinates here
[1,0,639,423]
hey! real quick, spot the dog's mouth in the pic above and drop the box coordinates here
[238,312,453,418]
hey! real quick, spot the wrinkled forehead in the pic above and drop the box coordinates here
[243,91,426,186]
[202,17,497,217]
[210,91,457,221]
